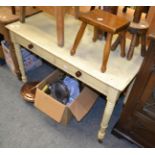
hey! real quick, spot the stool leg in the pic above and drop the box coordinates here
[127,33,138,60]
[56,7,64,47]
[111,35,121,51]
[20,6,26,23]
[101,33,113,72]
[141,34,147,57]
[93,27,98,42]
[11,6,16,15]
[70,22,87,55]
[120,31,126,57]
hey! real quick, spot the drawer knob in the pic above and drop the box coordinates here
[28,44,34,49]
[75,71,82,77]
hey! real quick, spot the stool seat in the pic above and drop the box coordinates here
[129,21,149,30]
[127,21,149,59]
[71,9,130,72]
[80,9,130,33]
[0,7,40,24]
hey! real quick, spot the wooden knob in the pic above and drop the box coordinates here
[75,71,82,77]
[28,44,34,49]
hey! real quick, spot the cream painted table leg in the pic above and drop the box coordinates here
[97,89,120,142]
[13,43,27,82]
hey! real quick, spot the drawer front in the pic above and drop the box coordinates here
[14,35,56,64]
[54,57,109,95]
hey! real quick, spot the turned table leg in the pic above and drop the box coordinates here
[98,90,120,142]
[101,33,113,72]
[70,22,87,55]
[13,43,27,82]
[4,29,21,80]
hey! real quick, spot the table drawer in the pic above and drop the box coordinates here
[55,57,109,95]
[14,35,56,64]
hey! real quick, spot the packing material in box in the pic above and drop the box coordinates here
[34,70,98,124]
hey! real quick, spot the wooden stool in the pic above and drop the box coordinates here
[127,22,149,59]
[70,9,129,72]
[111,6,149,60]
[0,6,40,80]
[111,23,149,60]
[91,6,118,42]
[111,21,149,60]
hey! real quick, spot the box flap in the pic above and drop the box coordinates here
[35,86,66,123]
[68,87,98,121]
[36,70,64,90]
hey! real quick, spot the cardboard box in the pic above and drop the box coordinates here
[1,41,43,73]
[35,70,98,124]
[1,40,16,74]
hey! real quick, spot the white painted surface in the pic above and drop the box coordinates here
[6,12,143,92]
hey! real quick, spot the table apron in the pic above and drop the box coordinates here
[10,32,120,97]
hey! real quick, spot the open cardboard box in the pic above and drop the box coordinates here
[34,70,98,124]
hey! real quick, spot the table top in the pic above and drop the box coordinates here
[6,12,143,92]
[80,9,130,33]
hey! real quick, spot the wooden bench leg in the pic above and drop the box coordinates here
[120,31,126,57]
[101,33,113,72]
[141,34,147,57]
[70,22,87,55]
[127,33,138,60]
